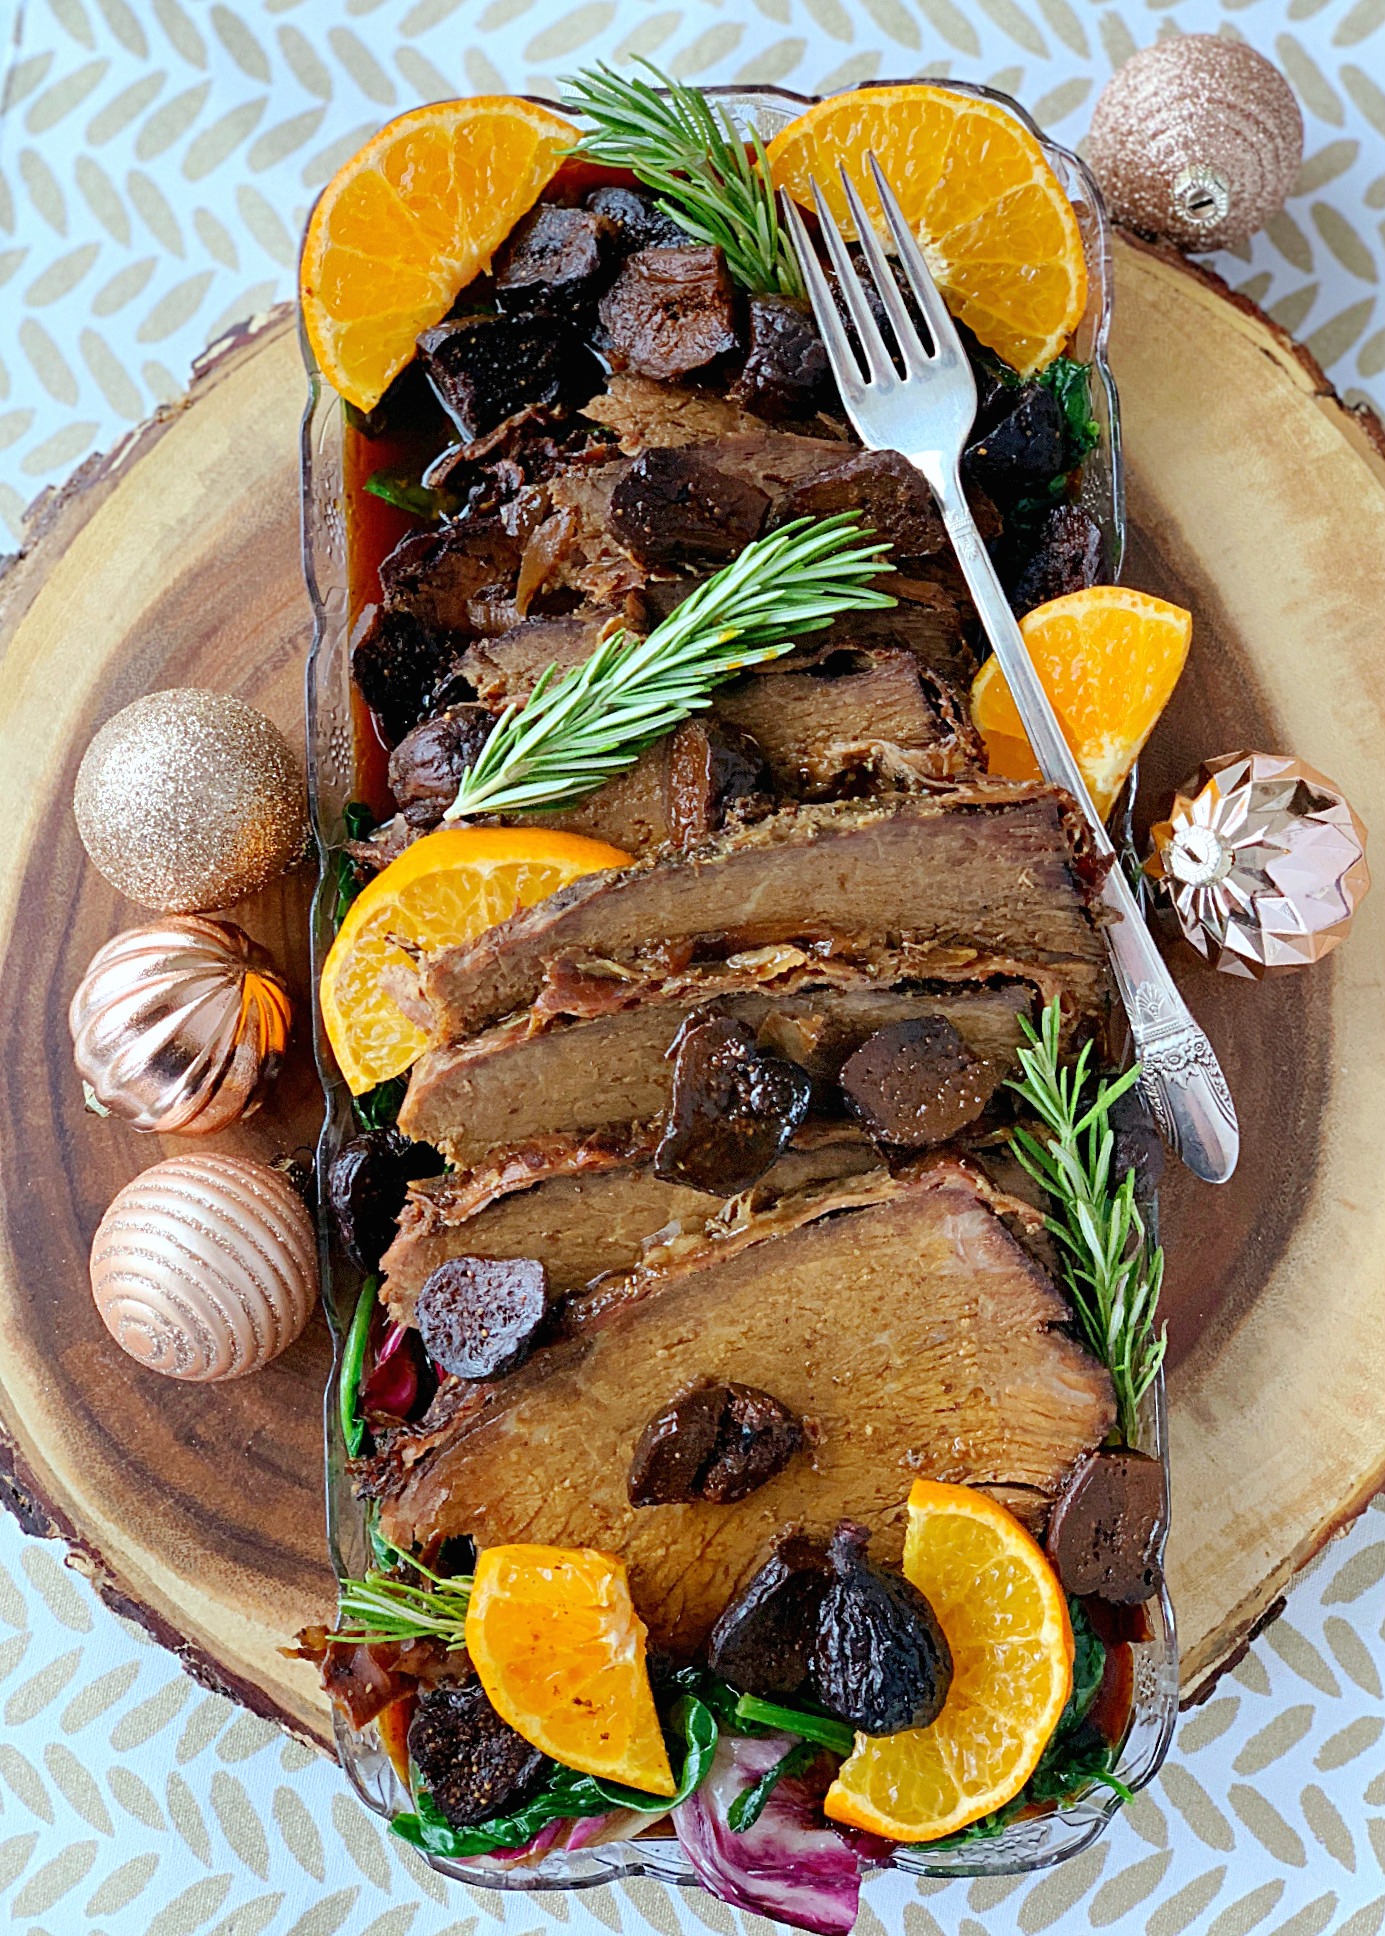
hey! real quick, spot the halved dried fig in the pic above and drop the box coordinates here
[839,1016,998,1146]
[706,1532,834,1698]
[655,1013,812,1196]
[811,1521,953,1735]
[414,1256,547,1380]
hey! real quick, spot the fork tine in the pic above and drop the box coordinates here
[807,174,896,388]
[836,165,930,379]
[778,191,865,404]
[865,150,965,367]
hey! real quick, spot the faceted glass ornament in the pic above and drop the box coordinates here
[1146,751,1369,978]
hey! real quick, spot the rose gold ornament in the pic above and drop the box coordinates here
[1088,37,1303,252]
[70,916,292,1135]
[1146,752,1369,978]
[89,1154,317,1381]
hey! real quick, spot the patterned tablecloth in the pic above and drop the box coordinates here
[2,4,1384,1934]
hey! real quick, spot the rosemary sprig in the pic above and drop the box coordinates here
[559,59,803,298]
[444,514,894,820]
[332,1544,472,1648]
[1006,1003,1166,1446]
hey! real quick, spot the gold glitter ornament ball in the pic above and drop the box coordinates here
[1088,37,1303,252]
[73,690,309,913]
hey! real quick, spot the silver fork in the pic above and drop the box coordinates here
[780,157,1239,1184]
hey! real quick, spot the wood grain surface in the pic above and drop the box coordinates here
[0,237,1380,1748]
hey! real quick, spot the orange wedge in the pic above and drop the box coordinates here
[301,97,579,411]
[971,585,1193,818]
[319,825,630,1094]
[466,1544,676,1796]
[767,86,1086,376]
[824,1481,1073,1842]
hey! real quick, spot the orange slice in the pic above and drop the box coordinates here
[319,825,630,1094]
[824,1481,1073,1842]
[766,86,1087,376]
[301,97,579,411]
[466,1544,676,1796]
[971,584,1193,818]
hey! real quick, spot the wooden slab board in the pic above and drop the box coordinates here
[0,236,1380,1750]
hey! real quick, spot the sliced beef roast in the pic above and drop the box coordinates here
[712,647,983,795]
[373,1156,1117,1653]
[381,1138,880,1328]
[398,975,1032,1168]
[416,789,1110,1043]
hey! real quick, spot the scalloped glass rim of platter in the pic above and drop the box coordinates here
[298,78,1177,1889]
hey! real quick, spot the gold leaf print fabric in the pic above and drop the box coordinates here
[2,1,1385,1931]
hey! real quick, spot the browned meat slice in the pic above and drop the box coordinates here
[609,447,769,565]
[417,790,1110,1043]
[418,315,570,444]
[783,449,946,560]
[397,976,1032,1165]
[374,1156,1118,1652]
[381,1138,880,1327]
[582,374,778,452]
[598,246,739,381]
[1008,502,1104,614]
[712,647,983,795]
[537,462,644,603]
[511,717,766,858]
[378,520,523,635]
[494,205,614,314]
[460,609,624,706]
[730,296,829,420]
[586,184,690,255]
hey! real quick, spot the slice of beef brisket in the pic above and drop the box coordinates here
[417,789,1110,1043]
[372,1155,1117,1653]
[712,647,983,795]
[580,374,778,453]
[397,974,1033,1166]
[377,519,524,635]
[381,1137,880,1328]
[506,717,767,858]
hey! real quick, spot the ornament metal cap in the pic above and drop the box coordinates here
[1146,751,1369,978]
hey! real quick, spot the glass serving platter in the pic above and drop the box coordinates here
[300,78,1175,1890]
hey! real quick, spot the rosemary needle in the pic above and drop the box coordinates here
[1006,1003,1166,1446]
[560,59,802,299]
[444,514,894,822]
[333,1544,472,1649]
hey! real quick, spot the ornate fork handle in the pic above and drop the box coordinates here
[934,487,1240,1184]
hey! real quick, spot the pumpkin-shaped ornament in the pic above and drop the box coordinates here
[70,916,292,1135]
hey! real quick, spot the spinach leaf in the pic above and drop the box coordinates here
[365,470,461,522]
[390,1693,720,1861]
[1027,1725,1133,1805]
[353,1076,408,1132]
[338,1275,378,1458]
[1058,1597,1106,1739]
[1038,357,1100,466]
[590,1693,719,1811]
[728,1739,819,1833]
[393,1766,614,1860]
[330,803,376,926]
[732,1694,855,1756]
